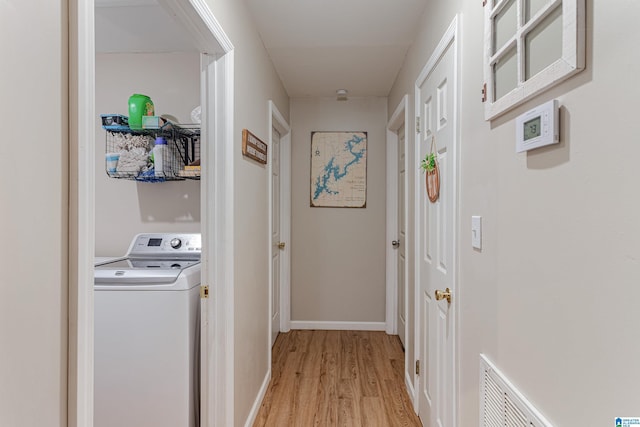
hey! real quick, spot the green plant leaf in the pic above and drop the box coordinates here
[420,152,436,172]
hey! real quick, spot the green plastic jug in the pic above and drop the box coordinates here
[128,94,154,129]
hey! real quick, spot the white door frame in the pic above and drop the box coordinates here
[268,100,292,343]
[201,48,235,427]
[68,1,235,426]
[248,100,290,427]
[386,94,413,398]
[386,94,408,335]
[413,14,460,422]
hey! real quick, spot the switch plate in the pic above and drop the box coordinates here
[471,216,482,249]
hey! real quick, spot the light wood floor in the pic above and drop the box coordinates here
[253,330,422,427]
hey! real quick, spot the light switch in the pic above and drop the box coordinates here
[471,216,482,249]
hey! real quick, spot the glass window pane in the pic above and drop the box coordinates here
[493,0,518,52]
[525,6,562,80]
[493,47,518,100]
[525,0,551,22]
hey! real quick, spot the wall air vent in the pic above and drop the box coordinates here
[480,354,553,427]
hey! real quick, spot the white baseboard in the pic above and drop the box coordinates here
[243,370,271,427]
[290,321,386,331]
[405,370,417,411]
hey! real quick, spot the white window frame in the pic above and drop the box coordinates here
[483,0,585,120]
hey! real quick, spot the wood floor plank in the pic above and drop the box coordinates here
[380,379,419,427]
[257,341,305,426]
[355,333,381,397]
[361,397,390,427]
[253,330,422,427]
[312,351,338,425]
[339,331,358,381]
[337,378,362,426]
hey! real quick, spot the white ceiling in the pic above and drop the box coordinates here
[95,0,429,97]
[245,0,428,98]
[95,0,197,54]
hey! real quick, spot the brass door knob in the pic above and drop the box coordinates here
[434,288,452,304]
[278,242,286,250]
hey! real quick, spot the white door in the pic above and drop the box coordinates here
[396,125,407,347]
[416,19,458,427]
[271,127,282,346]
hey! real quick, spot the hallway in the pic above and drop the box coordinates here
[253,330,421,427]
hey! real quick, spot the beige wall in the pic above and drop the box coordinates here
[389,0,640,424]
[0,1,68,426]
[95,53,201,256]
[7,1,639,426]
[204,1,290,425]
[290,97,387,324]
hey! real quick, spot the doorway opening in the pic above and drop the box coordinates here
[68,0,234,426]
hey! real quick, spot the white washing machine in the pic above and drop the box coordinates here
[94,233,201,427]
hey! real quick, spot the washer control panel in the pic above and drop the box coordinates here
[127,233,201,258]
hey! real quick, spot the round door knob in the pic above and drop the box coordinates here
[278,242,286,250]
[434,288,452,304]
[392,240,400,248]
[170,238,182,249]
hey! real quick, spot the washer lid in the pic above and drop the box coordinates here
[94,258,200,284]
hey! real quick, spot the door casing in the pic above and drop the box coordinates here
[268,100,291,344]
[386,94,413,398]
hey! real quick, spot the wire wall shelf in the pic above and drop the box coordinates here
[103,121,200,182]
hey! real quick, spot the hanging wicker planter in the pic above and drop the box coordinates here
[421,136,440,203]
[426,162,440,202]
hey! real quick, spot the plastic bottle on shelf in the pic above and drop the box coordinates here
[153,137,167,177]
[128,94,154,130]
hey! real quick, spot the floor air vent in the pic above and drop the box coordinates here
[480,354,553,427]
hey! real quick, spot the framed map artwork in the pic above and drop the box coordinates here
[310,131,367,208]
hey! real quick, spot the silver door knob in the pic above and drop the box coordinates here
[392,240,400,248]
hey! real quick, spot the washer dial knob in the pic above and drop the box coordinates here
[170,238,182,249]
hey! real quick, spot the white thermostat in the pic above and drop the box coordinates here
[515,99,559,153]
